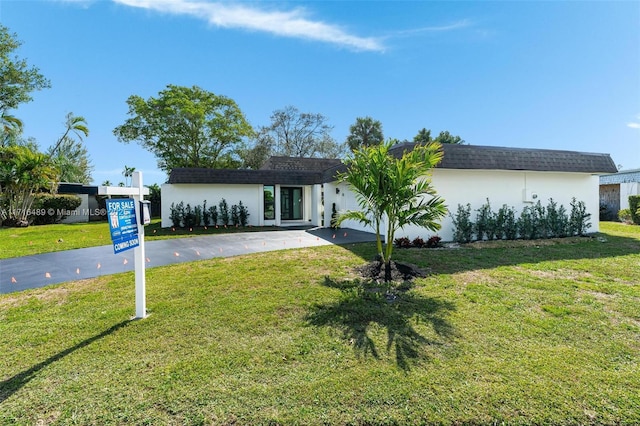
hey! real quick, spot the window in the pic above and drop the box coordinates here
[264,185,275,220]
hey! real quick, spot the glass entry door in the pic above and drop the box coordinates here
[280,187,303,220]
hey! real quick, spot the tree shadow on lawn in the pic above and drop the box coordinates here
[306,277,457,371]
[0,320,130,403]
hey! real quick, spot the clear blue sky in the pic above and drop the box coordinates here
[2,0,639,186]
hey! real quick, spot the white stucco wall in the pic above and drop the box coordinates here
[327,169,601,242]
[620,182,640,210]
[161,184,263,228]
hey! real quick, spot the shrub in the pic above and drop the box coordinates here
[202,200,210,226]
[495,204,517,240]
[411,237,425,248]
[330,203,339,229]
[629,195,640,225]
[394,237,411,248]
[475,199,497,241]
[183,203,197,228]
[219,199,230,226]
[194,205,203,227]
[169,202,182,227]
[546,198,569,238]
[451,203,474,243]
[31,194,82,225]
[208,205,218,226]
[231,204,240,226]
[517,206,537,240]
[569,197,591,236]
[238,201,250,226]
[426,235,442,248]
[618,208,632,224]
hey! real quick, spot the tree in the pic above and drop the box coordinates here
[346,116,383,151]
[266,105,343,158]
[47,136,93,184]
[0,25,51,115]
[113,85,254,173]
[46,113,92,184]
[0,112,23,146]
[122,165,135,187]
[434,130,465,144]
[413,128,432,144]
[0,145,58,226]
[239,127,274,169]
[336,140,447,281]
[49,113,89,156]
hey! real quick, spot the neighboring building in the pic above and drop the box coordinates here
[161,144,617,241]
[57,183,100,223]
[599,168,640,217]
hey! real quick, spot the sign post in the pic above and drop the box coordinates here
[100,171,150,319]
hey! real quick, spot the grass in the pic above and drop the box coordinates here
[0,222,639,424]
[0,219,280,259]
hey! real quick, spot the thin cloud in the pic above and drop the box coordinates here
[627,114,640,129]
[391,19,472,37]
[112,0,384,52]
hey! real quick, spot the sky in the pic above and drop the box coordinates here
[1,0,639,186]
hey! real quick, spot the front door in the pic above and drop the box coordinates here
[281,187,303,220]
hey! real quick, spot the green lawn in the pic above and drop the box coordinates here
[0,222,639,424]
[0,219,280,259]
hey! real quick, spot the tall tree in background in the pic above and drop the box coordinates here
[434,130,465,145]
[239,127,274,169]
[266,105,343,158]
[413,128,432,144]
[337,140,447,281]
[113,85,254,173]
[413,128,465,145]
[122,165,135,187]
[0,25,50,115]
[346,116,384,151]
[47,113,92,183]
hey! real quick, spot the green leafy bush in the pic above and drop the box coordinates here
[629,195,640,225]
[618,208,632,224]
[451,204,474,243]
[219,199,230,226]
[31,194,82,225]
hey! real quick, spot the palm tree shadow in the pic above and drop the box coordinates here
[306,277,457,371]
[0,320,130,403]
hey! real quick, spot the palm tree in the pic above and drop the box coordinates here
[0,113,23,146]
[346,116,384,151]
[122,165,135,187]
[337,140,447,281]
[49,113,89,156]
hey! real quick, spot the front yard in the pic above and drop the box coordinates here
[0,222,638,424]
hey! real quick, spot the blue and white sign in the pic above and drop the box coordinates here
[106,198,140,254]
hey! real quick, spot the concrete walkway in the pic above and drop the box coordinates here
[0,228,377,294]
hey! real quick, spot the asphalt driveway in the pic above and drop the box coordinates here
[0,227,377,294]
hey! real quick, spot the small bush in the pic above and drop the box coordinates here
[208,205,218,226]
[169,202,182,227]
[231,204,240,226]
[569,198,591,236]
[426,236,442,248]
[495,204,517,240]
[411,237,425,248]
[629,195,640,225]
[202,200,210,226]
[451,204,474,243]
[183,203,197,228]
[394,237,412,248]
[31,194,82,225]
[238,201,250,226]
[219,199,230,226]
[618,208,632,224]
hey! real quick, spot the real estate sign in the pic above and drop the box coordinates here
[106,198,140,254]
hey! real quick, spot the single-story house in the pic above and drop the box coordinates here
[161,144,617,241]
[599,168,640,217]
[57,183,100,223]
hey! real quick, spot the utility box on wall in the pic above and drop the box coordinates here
[522,189,539,203]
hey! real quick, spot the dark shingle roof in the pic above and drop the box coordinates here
[168,168,323,185]
[260,156,342,172]
[169,145,618,185]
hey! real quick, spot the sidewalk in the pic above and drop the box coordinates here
[0,228,377,294]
